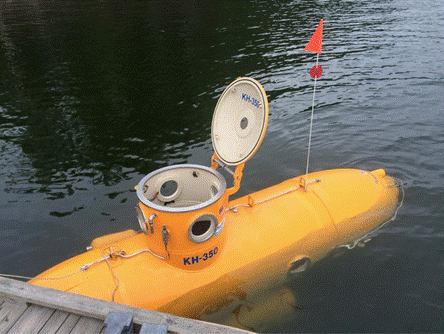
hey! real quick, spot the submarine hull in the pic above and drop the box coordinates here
[29,168,399,326]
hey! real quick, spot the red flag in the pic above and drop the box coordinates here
[304,19,323,54]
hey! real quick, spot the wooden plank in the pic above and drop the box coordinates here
[0,298,26,319]
[7,304,54,334]
[0,277,253,334]
[0,295,20,305]
[0,277,163,323]
[55,314,80,334]
[0,300,28,333]
[38,309,70,334]
[70,316,104,334]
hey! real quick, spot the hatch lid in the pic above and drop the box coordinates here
[211,77,269,166]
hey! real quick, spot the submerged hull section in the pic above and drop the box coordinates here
[30,168,399,325]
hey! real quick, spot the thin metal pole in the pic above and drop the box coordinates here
[305,53,319,191]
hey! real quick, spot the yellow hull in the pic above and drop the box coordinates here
[30,168,399,326]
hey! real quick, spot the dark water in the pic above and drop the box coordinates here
[1,0,443,332]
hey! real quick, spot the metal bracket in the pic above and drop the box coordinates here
[210,153,244,196]
[149,214,156,234]
[300,177,321,191]
[226,163,245,196]
[162,225,170,259]
[212,157,235,176]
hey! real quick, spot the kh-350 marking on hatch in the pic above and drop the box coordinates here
[241,93,261,108]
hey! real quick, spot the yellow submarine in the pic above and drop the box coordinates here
[30,77,400,330]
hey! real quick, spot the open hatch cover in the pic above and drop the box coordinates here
[211,77,269,166]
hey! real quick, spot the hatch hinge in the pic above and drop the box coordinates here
[211,153,245,196]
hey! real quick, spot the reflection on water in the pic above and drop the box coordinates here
[1,0,443,332]
[1,1,232,193]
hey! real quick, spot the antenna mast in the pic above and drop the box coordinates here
[303,19,324,191]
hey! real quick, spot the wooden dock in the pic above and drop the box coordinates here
[0,277,253,334]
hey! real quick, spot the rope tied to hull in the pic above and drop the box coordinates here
[101,249,120,302]
[226,178,321,212]
[226,186,303,212]
[0,248,166,283]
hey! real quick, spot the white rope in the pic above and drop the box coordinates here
[305,53,320,191]
[255,186,302,204]
[226,185,303,212]
[226,177,323,213]
[81,256,110,271]
[101,250,120,302]
[0,248,165,282]
[0,271,83,281]
[117,249,166,260]
[226,204,251,212]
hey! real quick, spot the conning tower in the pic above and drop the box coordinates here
[135,77,269,270]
